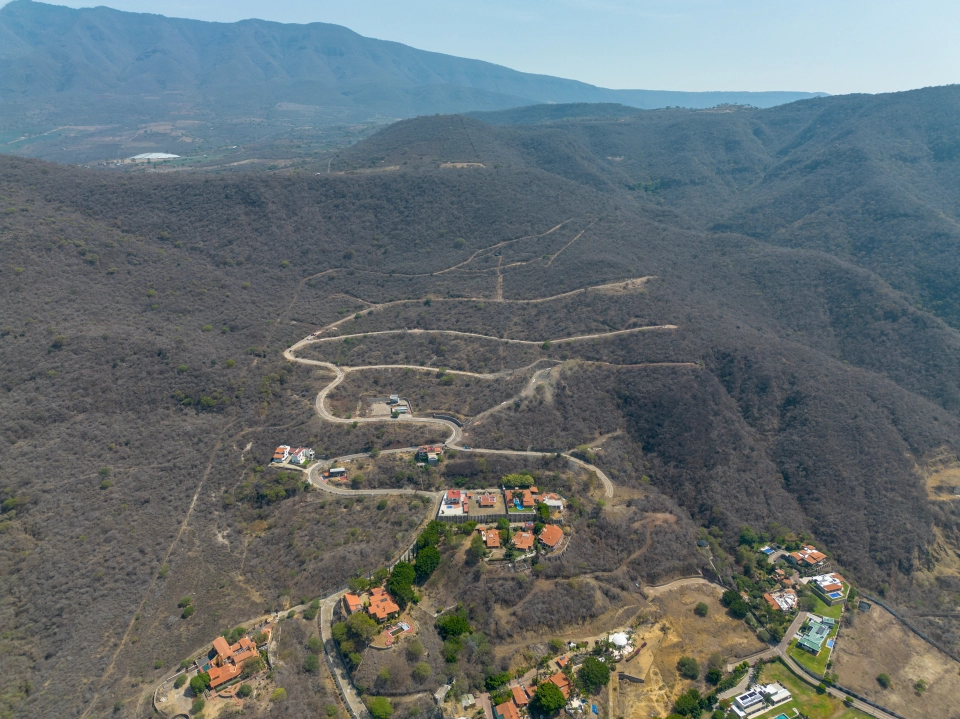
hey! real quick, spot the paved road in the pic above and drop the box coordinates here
[292,324,677,350]
[716,609,900,719]
[321,591,371,719]
[282,350,616,498]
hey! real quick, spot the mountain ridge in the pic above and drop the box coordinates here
[0,0,826,163]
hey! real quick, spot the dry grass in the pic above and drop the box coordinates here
[832,603,960,717]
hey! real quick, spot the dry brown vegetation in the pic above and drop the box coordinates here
[4,87,960,718]
[832,603,960,718]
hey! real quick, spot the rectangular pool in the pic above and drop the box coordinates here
[828,591,843,599]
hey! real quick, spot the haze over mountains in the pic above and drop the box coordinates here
[3,4,960,716]
[0,0,825,163]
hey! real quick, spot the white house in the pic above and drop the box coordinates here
[272,445,291,463]
[542,493,565,510]
[288,447,315,465]
[732,683,792,718]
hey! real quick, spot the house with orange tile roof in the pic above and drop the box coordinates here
[478,493,498,508]
[507,488,539,509]
[495,700,521,719]
[367,587,400,623]
[787,545,827,568]
[513,532,534,552]
[548,671,571,698]
[416,445,444,461]
[272,445,291,463]
[511,685,530,707]
[539,524,563,549]
[343,593,364,615]
[207,635,260,688]
[481,529,501,549]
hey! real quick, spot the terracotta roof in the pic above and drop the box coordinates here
[232,647,258,664]
[208,661,241,688]
[513,532,534,551]
[447,490,462,502]
[483,529,501,548]
[548,671,571,698]
[763,593,780,610]
[539,524,563,548]
[510,489,537,508]
[557,656,569,668]
[213,636,231,659]
[367,587,400,621]
[496,701,521,719]
[479,494,497,507]
[511,686,529,706]
[344,593,363,614]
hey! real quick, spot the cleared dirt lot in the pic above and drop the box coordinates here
[616,582,765,719]
[832,603,960,718]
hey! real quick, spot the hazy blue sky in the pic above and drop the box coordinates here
[11,0,960,94]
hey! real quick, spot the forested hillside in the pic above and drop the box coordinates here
[0,0,821,164]
[2,85,960,717]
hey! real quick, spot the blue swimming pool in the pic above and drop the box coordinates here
[773,714,789,719]
[827,639,835,648]
[828,590,843,599]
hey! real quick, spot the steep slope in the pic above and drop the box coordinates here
[466,87,960,330]
[4,93,960,714]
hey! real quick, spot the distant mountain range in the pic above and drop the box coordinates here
[0,0,826,162]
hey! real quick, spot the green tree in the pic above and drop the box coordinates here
[694,602,709,617]
[414,545,441,580]
[190,673,211,695]
[346,611,379,642]
[578,656,611,693]
[303,653,320,673]
[468,533,486,562]
[174,675,187,689]
[436,614,471,639]
[705,668,722,685]
[413,662,432,681]
[536,503,550,522]
[367,696,394,719]
[728,599,750,619]
[308,636,322,653]
[238,684,253,698]
[677,656,700,680]
[672,688,702,716]
[531,682,566,715]
[485,671,512,690]
[877,673,891,689]
[271,688,287,701]
[388,561,416,606]
[191,697,205,715]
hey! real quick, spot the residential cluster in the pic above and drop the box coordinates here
[271,444,316,465]
[437,483,564,520]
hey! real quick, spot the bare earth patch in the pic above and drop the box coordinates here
[832,603,960,717]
